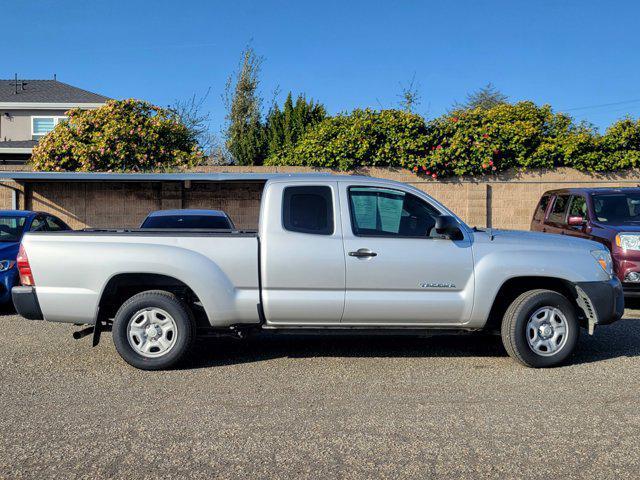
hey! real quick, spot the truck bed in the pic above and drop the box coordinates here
[22,229,261,326]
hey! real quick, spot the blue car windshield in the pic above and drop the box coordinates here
[0,216,27,242]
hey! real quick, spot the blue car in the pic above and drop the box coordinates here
[0,211,70,304]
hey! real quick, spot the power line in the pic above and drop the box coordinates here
[563,98,640,112]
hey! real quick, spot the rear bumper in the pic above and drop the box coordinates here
[11,286,44,320]
[575,278,624,327]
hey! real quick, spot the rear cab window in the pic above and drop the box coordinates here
[282,186,334,235]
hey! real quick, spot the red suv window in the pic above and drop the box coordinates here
[548,195,570,224]
[533,195,551,222]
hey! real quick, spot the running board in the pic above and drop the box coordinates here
[260,326,481,337]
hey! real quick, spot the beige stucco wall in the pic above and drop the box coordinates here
[2,166,640,230]
[0,109,69,142]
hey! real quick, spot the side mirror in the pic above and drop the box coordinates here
[567,216,586,227]
[435,215,463,240]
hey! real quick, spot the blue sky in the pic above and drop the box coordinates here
[4,0,640,134]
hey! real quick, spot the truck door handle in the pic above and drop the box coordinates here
[349,249,377,258]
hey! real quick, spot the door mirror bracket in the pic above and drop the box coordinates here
[435,215,463,240]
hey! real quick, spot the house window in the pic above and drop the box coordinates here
[32,116,68,140]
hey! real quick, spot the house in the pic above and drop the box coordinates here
[0,77,109,164]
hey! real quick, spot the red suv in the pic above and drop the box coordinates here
[531,187,640,297]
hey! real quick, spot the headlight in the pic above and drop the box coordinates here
[591,250,613,275]
[0,260,15,272]
[616,233,640,251]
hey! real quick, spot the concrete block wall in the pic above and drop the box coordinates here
[2,166,640,230]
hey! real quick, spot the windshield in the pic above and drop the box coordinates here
[592,193,640,224]
[0,216,27,242]
[141,215,233,229]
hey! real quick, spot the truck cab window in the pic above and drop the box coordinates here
[348,187,440,237]
[282,186,334,235]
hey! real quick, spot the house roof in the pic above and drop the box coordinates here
[0,140,38,148]
[0,79,109,105]
[0,140,38,154]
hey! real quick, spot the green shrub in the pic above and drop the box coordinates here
[31,99,204,172]
[417,102,577,177]
[267,109,430,171]
[269,102,640,178]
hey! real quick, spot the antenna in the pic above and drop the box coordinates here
[53,73,57,81]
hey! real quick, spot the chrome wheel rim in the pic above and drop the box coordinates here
[526,307,568,357]
[127,308,178,358]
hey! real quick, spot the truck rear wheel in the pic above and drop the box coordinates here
[501,289,579,368]
[112,290,196,370]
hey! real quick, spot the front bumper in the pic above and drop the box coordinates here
[11,286,44,320]
[574,277,624,330]
[612,257,640,297]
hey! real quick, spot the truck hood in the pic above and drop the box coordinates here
[472,228,604,251]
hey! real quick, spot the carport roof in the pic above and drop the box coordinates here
[0,172,279,182]
[0,171,346,182]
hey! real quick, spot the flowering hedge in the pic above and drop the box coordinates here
[31,99,204,172]
[265,109,430,171]
[267,102,640,178]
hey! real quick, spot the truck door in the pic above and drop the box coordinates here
[339,183,474,325]
[260,181,346,325]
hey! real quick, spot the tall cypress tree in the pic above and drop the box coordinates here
[265,92,326,159]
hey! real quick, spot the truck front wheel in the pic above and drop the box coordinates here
[501,289,579,368]
[112,290,196,370]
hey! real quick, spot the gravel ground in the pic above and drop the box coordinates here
[1,306,640,479]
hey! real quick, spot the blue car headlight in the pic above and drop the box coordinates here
[0,260,16,272]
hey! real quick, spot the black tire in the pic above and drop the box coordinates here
[501,289,579,368]
[112,290,196,370]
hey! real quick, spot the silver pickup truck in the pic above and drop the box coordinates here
[12,174,624,370]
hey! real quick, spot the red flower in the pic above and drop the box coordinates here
[452,117,459,123]
[492,166,497,171]
[489,160,494,166]
[482,133,489,139]
[422,166,427,171]
[431,146,436,150]
[413,166,419,172]
[432,173,437,179]
[426,170,431,175]
[482,164,488,169]
[436,145,443,150]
